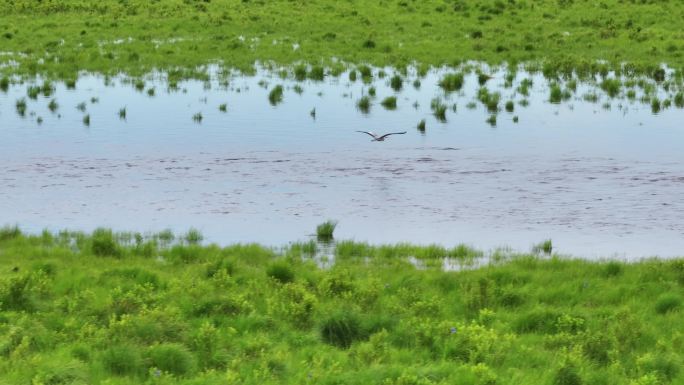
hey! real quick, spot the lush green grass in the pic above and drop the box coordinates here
[1,1,684,79]
[1,227,683,384]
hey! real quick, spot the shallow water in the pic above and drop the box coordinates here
[1,67,683,258]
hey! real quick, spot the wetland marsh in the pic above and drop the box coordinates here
[2,1,684,384]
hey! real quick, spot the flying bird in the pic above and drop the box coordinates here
[356,131,407,141]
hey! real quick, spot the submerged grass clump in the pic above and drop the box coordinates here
[192,112,203,123]
[357,95,371,113]
[380,96,397,110]
[83,114,90,126]
[316,220,337,241]
[0,76,9,92]
[390,74,403,91]
[438,72,465,92]
[119,107,127,120]
[15,98,27,117]
[268,84,284,105]
[0,229,684,384]
[430,98,447,122]
[47,98,58,113]
[417,119,426,133]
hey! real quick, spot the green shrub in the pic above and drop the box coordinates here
[91,228,120,257]
[320,311,366,348]
[603,261,623,277]
[513,308,562,334]
[146,343,196,376]
[267,262,295,284]
[554,362,582,385]
[100,345,143,376]
[655,293,681,314]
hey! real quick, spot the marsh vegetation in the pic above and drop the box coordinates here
[0,228,683,384]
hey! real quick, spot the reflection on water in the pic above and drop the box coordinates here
[1,65,683,258]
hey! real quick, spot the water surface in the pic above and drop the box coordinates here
[1,67,683,258]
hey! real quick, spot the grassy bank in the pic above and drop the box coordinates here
[1,227,683,384]
[1,0,684,79]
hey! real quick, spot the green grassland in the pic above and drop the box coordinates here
[1,227,683,384]
[1,0,684,79]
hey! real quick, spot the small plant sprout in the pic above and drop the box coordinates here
[90,97,99,104]
[293,84,304,94]
[36,116,43,125]
[513,116,519,123]
[268,85,284,105]
[192,112,203,123]
[83,114,90,126]
[119,107,127,120]
[135,80,145,91]
[310,107,316,119]
[219,103,227,112]
[316,220,337,241]
[381,96,397,110]
[357,96,371,113]
[368,87,376,97]
[147,88,155,97]
[48,99,58,113]
[76,102,87,112]
[417,119,426,133]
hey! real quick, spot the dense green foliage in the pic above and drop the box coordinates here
[1,227,683,384]
[1,0,684,79]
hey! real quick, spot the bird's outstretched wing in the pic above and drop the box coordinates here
[378,131,407,140]
[356,130,377,139]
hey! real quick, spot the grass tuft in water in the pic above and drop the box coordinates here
[438,72,464,92]
[651,97,661,114]
[533,239,553,254]
[486,114,497,127]
[316,220,337,241]
[293,84,304,94]
[308,66,325,81]
[268,85,284,105]
[146,87,155,97]
[417,119,426,133]
[76,102,87,112]
[505,100,514,112]
[390,74,403,91]
[380,96,397,110]
[357,96,371,113]
[219,103,227,112]
[674,92,684,108]
[83,114,90,126]
[119,107,126,120]
[48,98,58,113]
[65,79,77,89]
[16,98,27,117]
[27,85,40,99]
[549,83,563,103]
[192,112,203,123]
[0,76,9,92]
[368,86,376,97]
[431,98,447,122]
